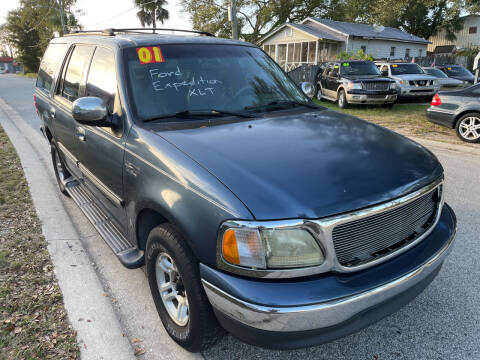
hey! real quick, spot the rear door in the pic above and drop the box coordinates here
[52,44,95,179]
[74,46,127,230]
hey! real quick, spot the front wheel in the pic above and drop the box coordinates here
[337,89,349,109]
[146,224,223,352]
[455,113,480,143]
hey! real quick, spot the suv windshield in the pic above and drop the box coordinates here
[424,68,447,78]
[340,62,381,76]
[390,63,425,75]
[443,66,473,77]
[123,44,308,121]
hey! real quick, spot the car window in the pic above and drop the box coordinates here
[124,44,307,121]
[340,62,380,76]
[443,66,473,77]
[36,43,67,95]
[424,68,447,78]
[61,45,93,102]
[390,63,425,75]
[85,47,117,113]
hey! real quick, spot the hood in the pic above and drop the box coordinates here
[391,74,437,81]
[342,75,390,82]
[449,74,474,82]
[156,110,442,220]
[438,77,463,86]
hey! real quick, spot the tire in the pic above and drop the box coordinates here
[146,224,224,352]
[455,113,480,143]
[51,143,70,196]
[315,83,323,101]
[337,89,349,109]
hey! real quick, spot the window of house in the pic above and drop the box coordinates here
[294,43,301,63]
[308,41,316,63]
[301,42,308,62]
[287,43,294,63]
[360,45,367,53]
[36,43,67,95]
[469,26,477,34]
[61,45,94,102]
[390,47,395,57]
[278,44,287,67]
[419,49,423,57]
[405,48,410,58]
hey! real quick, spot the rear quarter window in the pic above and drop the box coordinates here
[36,43,67,95]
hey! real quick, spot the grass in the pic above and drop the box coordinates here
[314,99,461,144]
[0,125,79,359]
[16,73,37,79]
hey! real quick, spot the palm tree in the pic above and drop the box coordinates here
[134,0,169,33]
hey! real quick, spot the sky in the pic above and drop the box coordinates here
[0,0,192,31]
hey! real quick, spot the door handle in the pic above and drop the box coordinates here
[49,108,56,118]
[76,126,86,141]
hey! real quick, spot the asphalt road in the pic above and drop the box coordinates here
[1,73,480,359]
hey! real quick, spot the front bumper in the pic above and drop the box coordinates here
[398,86,438,98]
[202,204,456,349]
[346,92,397,104]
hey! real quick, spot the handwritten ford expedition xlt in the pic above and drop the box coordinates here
[34,29,457,352]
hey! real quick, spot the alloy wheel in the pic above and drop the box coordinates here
[458,116,480,141]
[54,150,66,183]
[155,252,189,326]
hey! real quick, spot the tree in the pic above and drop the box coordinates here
[4,0,80,73]
[134,0,169,31]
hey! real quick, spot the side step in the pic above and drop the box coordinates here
[65,179,144,269]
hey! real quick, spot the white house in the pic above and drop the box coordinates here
[428,15,480,53]
[259,18,429,71]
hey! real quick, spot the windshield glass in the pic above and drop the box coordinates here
[123,44,307,121]
[424,68,447,78]
[443,66,473,77]
[340,61,380,76]
[390,63,425,75]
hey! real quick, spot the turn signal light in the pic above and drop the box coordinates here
[222,229,240,265]
[431,93,442,106]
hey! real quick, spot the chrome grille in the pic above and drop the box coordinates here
[409,80,432,87]
[362,81,390,91]
[332,186,440,267]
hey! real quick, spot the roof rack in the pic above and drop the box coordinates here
[67,28,215,37]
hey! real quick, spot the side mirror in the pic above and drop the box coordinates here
[300,82,315,98]
[72,97,109,126]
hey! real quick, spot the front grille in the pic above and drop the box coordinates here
[409,80,432,87]
[332,186,440,267]
[362,81,390,91]
[366,94,387,99]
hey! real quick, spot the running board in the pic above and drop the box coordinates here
[65,179,144,269]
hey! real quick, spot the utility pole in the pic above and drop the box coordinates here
[230,0,238,40]
[58,0,66,35]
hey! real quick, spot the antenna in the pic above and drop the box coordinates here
[373,24,385,33]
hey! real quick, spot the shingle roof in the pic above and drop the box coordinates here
[433,45,456,54]
[288,23,345,42]
[310,18,429,44]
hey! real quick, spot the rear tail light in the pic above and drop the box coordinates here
[33,95,39,114]
[431,93,442,106]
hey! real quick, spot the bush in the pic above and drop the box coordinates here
[336,49,374,61]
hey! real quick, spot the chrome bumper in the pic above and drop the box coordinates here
[398,86,438,97]
[202,225,455,332]
[346,93,396,104]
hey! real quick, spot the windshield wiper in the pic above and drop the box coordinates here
[245,100,318,112]
[143,109,254,123]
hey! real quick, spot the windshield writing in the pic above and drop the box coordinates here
[390,64,425,75]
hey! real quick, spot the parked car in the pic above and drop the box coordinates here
[376,62,439,100]
[427,84,480,143]
[34,29,456,352]
[422,67,465,89]
[315,60,397,108]
[436,65,475,85]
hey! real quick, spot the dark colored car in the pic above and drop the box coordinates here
[427,84,480,143]
[423,67,465,89]
[316,60,397,108]
[436,65,475,84]
[34,29,456,352]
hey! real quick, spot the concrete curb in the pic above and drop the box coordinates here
[0,98,135,360]
[410,136,480,157]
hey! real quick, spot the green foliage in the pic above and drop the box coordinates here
[134,0,169,29]
[456,46,480,56]
[336,49,374,61]
[4,0,80,73]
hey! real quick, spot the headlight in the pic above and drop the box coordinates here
[347,82,362,90]
[432,80,439,86]
[220,225,325,270]
[396,79,407,86]
[389,82,397,90]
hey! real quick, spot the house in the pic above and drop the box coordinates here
[428,15,480,53]
[259,18,430,71]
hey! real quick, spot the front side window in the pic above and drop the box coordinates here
[123,44,307,121]
[424,68,447,78]
[340,62,380,76]
[36,43,67,94]
[390,63,425,75]
[61,45,93,102]
[85,47,117,113]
